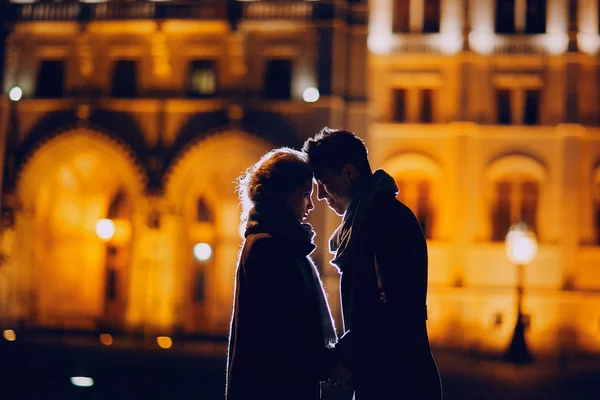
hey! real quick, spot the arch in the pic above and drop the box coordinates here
[482,154,548,242]
[168,109,302,170]
[485,155,547,183]
[17,109,147,174]
[165,130,271,209]
[17,128,146,209]
[380,152,443,179]
[164,130,271,334]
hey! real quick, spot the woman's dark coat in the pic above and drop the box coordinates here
[226,214,336,400]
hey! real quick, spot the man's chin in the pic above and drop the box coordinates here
[329,206,345,216]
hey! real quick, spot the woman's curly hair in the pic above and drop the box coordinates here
[237,147,313,225]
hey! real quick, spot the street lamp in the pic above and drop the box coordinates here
[503,221,537,364]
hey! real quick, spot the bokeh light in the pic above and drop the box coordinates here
[193,242,212,262]
[99,333,113,346]
[302,87,320,103]
[96,219,115,241]
[156,336,172,349]
[3,329,16,342]
[9,86,22,102]
[70,377,94,387]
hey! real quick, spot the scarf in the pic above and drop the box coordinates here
[245,206,338,346]
[329,169,399,273]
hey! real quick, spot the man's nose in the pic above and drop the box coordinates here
[316,183,327,200]
[307,197,314,212]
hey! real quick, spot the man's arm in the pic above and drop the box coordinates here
[372,200,428,320]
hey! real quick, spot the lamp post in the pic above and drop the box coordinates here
[503,221,537,364]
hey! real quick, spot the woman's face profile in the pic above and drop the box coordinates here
[287,179,315,222]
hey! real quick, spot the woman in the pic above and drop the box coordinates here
[226,148,338,400]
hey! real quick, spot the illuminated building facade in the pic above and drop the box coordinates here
[0,0,368,337]
[0,0,599,359]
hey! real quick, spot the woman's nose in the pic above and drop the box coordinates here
[307,197,314,211]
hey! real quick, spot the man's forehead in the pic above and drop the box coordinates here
[313,168,336,182]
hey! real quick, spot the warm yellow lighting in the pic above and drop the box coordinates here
[193,242,212,262]
[577,33,600,55]
[9,86,22,102]
[156,336,172,349]
[70,377,94,387]
[468,33,496,55]
[505,222,538,265]
[439,33,463,55]
[302,87,320,103]
[368,32,394,54]
[99,333,113,346]
[3,329,16,342]
[544,33,569,56]
[96,219,115,241]
[79,0,108,3]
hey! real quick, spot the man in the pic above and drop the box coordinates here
[303,128,442,399]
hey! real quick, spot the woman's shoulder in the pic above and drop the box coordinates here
[241,233,284,264]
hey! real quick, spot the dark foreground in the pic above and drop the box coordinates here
[1,336,599,400]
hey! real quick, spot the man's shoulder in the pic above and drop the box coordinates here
[370,193,415,221]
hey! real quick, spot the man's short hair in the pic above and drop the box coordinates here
[302,127,371,178]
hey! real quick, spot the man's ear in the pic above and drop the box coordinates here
[342,164,359,181]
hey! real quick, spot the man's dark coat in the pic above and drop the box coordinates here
[336,183,443,399]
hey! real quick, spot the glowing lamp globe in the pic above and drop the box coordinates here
[302,87,320,103]
[505,222,538,265]
[193,242,212,262]
[96,219,115,241]
[9,86,22,102]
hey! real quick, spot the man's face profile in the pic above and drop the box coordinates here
[315,167,353,216]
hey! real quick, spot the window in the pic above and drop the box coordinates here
[525,0,546,34]
[394,89,407,122]
[568,0,578,32]
[393,0,410,33]
[492,181,512,241]
[491,178,539,242]
[396,179,434,239]
[35,60,65,98]
[523,89,540,125]
[423,0,441,33]
[106,269,117,301]
[196,197,213,222]
[111,60,138,98]
[194,269,205,302]
[264,59,292,100]
[496,89,512,124]
[188,60,217,98]
[420,89,434,123]
[495,0,516,34]
[520,181,538,232]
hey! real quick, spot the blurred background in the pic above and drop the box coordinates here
[0,0,599,398]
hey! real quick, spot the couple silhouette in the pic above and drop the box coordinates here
[226,128,443,400]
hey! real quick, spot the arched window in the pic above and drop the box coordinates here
[396,178,434,239]
[491,177,539,241]
[196,197,214,222]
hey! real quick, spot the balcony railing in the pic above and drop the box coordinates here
[9,1,341,23]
